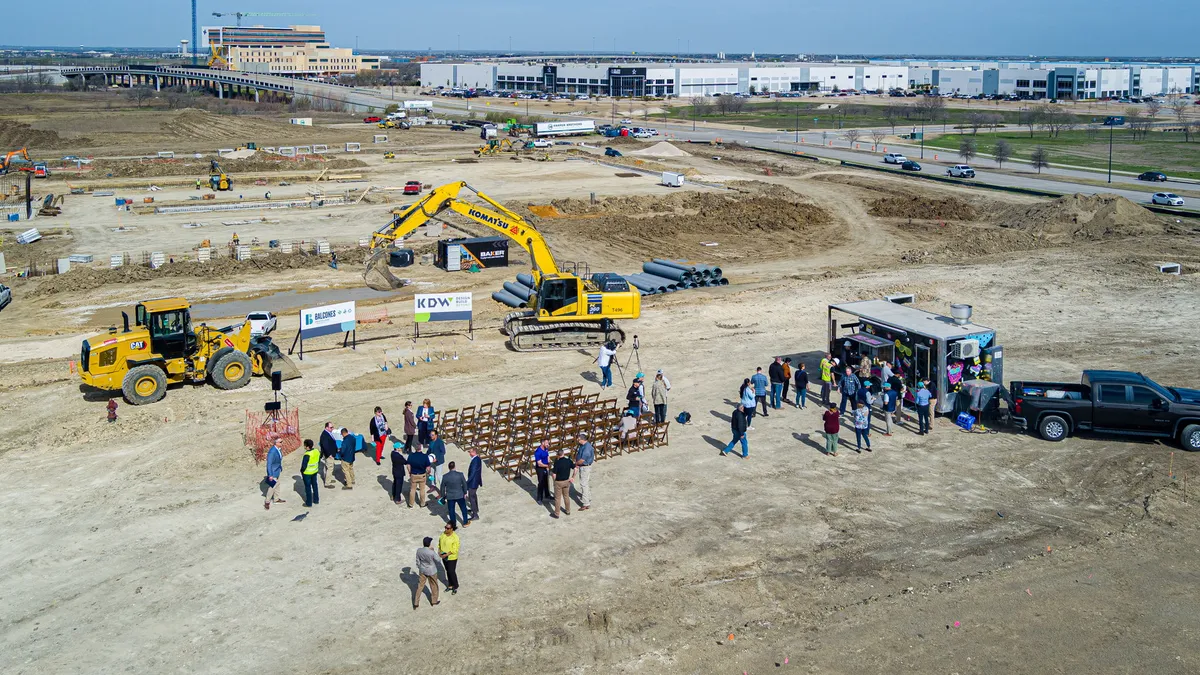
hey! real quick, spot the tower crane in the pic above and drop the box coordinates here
[211,11,315,26]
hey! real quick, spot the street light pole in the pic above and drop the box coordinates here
[920,118,925,159]
[1107,121,1114,183]
[795,103,799,143]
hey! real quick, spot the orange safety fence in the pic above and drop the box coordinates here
[358,306,390,324]
[246,407,302,462]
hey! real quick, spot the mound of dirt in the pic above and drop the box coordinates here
[0,120,90,150]
[629,142,691,158]
[161,109,313,142]
[870,195,979,221]
[29,251,332,297]
[548,190,752,218]
[87,155,366,179]
[997,193,1164,241]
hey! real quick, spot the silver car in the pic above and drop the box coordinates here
[1152,192,1185,206]
[0,283,10,312]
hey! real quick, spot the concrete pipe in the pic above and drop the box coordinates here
[503,281,533,302]
[641,273,683,291]
[626,275,666,294]
[642,262,693,282]
[491,290,526,308]
[651,258,700,274]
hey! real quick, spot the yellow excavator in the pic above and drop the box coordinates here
[364,181,640,351]
[209,159,232,191]
[78,297,301,405]
[475,138,515,156]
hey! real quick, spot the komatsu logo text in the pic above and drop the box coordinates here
[469,209,522,235]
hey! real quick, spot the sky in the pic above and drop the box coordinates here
[9,0,1200,57]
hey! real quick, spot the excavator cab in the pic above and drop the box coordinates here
[536,277,579,316]
[142,305,196,362]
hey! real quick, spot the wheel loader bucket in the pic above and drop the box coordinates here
[269,352,303,381]
[363,249,406,292]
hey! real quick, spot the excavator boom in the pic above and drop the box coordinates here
[365,180,560,290]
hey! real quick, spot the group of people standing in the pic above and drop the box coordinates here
[720,353,938,459]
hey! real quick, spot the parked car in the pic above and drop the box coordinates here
[449,124,467,131]
[901,160,922,171]
[947,165,976,178]
[246,311,277,336]
[604,147,622,157]
[1138,171,1168,182]
[530,139,553,148]
[631,130,653,138]
[1010,370,1200,450]
[554,140,572,146]
[1152,192,1185,206]
[0,283,11,312]
[363,116,382,123]
[404,181,422,195]
[883,152,907,164]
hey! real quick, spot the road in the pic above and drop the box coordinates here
[418,95,1193,210]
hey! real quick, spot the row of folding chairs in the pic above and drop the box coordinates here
[439,385,593,441]
[484,421,672,481]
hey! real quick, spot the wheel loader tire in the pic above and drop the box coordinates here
[122,364,168,405]
[211,350,253,390]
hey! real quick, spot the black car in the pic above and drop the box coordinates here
[449,124,467,131]
[901,160,921,171]
[1138,171,1168,182]
[1010,370,1200,450]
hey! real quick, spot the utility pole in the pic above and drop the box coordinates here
[1107,120,1114,183]
[794,104,799,143]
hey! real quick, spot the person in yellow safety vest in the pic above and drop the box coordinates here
[195,178,202,190]
[819,353,834,407]
[300,439,321,507]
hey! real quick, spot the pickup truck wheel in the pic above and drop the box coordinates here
[1181,424,1200,452]
[1038,415,1069,442]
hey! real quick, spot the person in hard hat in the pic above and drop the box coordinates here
[300,439,321,507]
[195,178,202,190]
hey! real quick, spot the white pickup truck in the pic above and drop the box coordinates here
[883,152,907,164]
[947,164,976,178]
[246,311,277,336]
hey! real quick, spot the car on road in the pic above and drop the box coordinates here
[883,152,907,164]
[449,124,467,131]
[1010,370,1200,450]
[901,160,922,171]
[1152,192,1185,206]
[1138,171,1168,182]
[246,312,277,336]
[403,181,422,195]
[620,118,633,125]
[947,165,976,178]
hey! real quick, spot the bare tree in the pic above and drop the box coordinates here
[869,128,888,151]
[1019,106,1042,138]
[1168,98,1192,141]
[1029,146,1050,173]
[1035,103,1071,138]
[836,103,860,128]
[1145,98,1162,119]
[715,94,737,115]
[1124,107,1146,139]
[844,129,862,147]
[914,95,945,123]
[126,86,154,108]
[958,136,977,163]
[883,104,902,133]
[967,111,987,135]
[691,96,712,117]
[992,138,1012,168]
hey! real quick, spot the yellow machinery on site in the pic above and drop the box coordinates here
[209,159,232,191]
[364,181,640,351]
[474,138,515,156]
[383,151,396,159]
[78,297,301,405]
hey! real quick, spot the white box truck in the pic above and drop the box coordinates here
[661,171,685,188]
[534,120,596,137]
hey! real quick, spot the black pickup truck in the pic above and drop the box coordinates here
[1011,370,1200,450]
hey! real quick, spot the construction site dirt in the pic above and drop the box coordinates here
[2,97,1200,675]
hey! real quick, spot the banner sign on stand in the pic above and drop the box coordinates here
[290,301,357,359]
[414,293,473,339]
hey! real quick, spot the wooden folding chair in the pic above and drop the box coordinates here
[477,401,494,419]
[496,398,512,418]
[439,408,459,439]
[528,392,544,408]
[652,421,670,448]
[512,395,528,411]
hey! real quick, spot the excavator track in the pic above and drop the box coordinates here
[503,311,625,352]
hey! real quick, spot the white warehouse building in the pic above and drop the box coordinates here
[420,61,912,97]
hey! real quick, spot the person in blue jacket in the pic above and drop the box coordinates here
[416,398,436,451]
[338,427,358,489]
[264,440,285,510]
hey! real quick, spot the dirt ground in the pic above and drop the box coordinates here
[3,97,1200,675]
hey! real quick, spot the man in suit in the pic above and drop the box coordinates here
[338,427,357,489]
[319,422,340,489]
[466,447,483,521]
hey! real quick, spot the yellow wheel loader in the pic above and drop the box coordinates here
[78,297,301,405]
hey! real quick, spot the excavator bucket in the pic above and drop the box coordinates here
[250,337,302,382]
[268,352,303,382]
[363,249,405,292]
